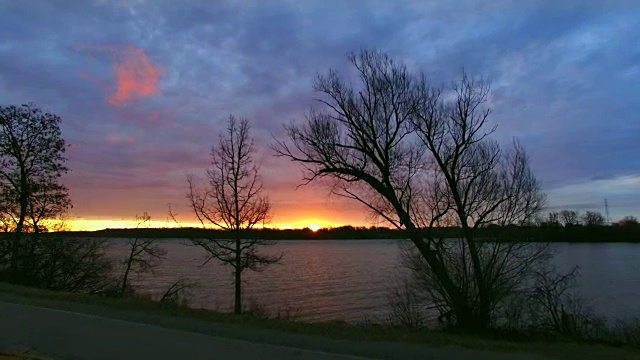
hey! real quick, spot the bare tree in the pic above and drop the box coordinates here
[186,115,281,314]
[119,212,167,297]
[545,212,561,227]
[582,211,606,227]
[559,210,581,227]
[0,104,70,282]
[274,50,546,330]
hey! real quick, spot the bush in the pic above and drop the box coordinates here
[386,276,429,330]
[159,278,196,308]
[0,235,116,294]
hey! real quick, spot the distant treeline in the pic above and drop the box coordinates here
[20,223,640,243]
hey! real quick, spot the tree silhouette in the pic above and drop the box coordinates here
[0,103,70,281]
[581,211,605,227]
[275,50,545,330]
[186,115,281,314]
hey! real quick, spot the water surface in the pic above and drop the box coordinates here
[108,239,640,323]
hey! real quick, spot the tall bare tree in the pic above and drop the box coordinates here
[274,50,546,330]
[0,103,70,281]
[119,212,167,297]
[186,115,281,314]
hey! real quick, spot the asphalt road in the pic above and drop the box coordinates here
[0,295,554,360]
[0,301,379,360]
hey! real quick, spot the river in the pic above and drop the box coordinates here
[107,239,640,323]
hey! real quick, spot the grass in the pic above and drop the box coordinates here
[0,283,638,360]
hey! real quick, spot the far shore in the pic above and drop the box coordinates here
[8,225,640,243]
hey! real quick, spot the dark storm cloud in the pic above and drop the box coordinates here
[0,0,638,223]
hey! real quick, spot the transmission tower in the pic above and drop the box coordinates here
[604,198,611,225]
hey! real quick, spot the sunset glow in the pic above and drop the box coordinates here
[67,219,192,232]
[66,219,341,232]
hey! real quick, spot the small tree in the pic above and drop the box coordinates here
[119,212,167,297]
[186,115,281,314]
[582,211,606,227]
[0,103,70,282]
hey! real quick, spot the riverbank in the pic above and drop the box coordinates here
[0,283,637,360]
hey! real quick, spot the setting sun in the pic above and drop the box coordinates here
[308,224,322,232]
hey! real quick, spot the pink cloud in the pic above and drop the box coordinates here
[107,45,165,106]
[77,44,166,106]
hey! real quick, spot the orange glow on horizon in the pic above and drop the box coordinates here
[63,218,350,232]
[66,219,193,232]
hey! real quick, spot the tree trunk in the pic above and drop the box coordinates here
[407,225,490,331]
[455,308,480,332]
[120,241,136,298]
[120,260,132,298]
[234,238,242,315]
[16,168,28,235]
[10,169,29,280]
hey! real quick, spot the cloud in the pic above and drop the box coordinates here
[546,175,640,219]
[108,133,135,144]
[107,45,165,106]
[76,44,165,106]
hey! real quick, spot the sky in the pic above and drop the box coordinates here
[0,0,639,230]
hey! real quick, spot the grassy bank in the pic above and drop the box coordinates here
[0,283,638,360]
